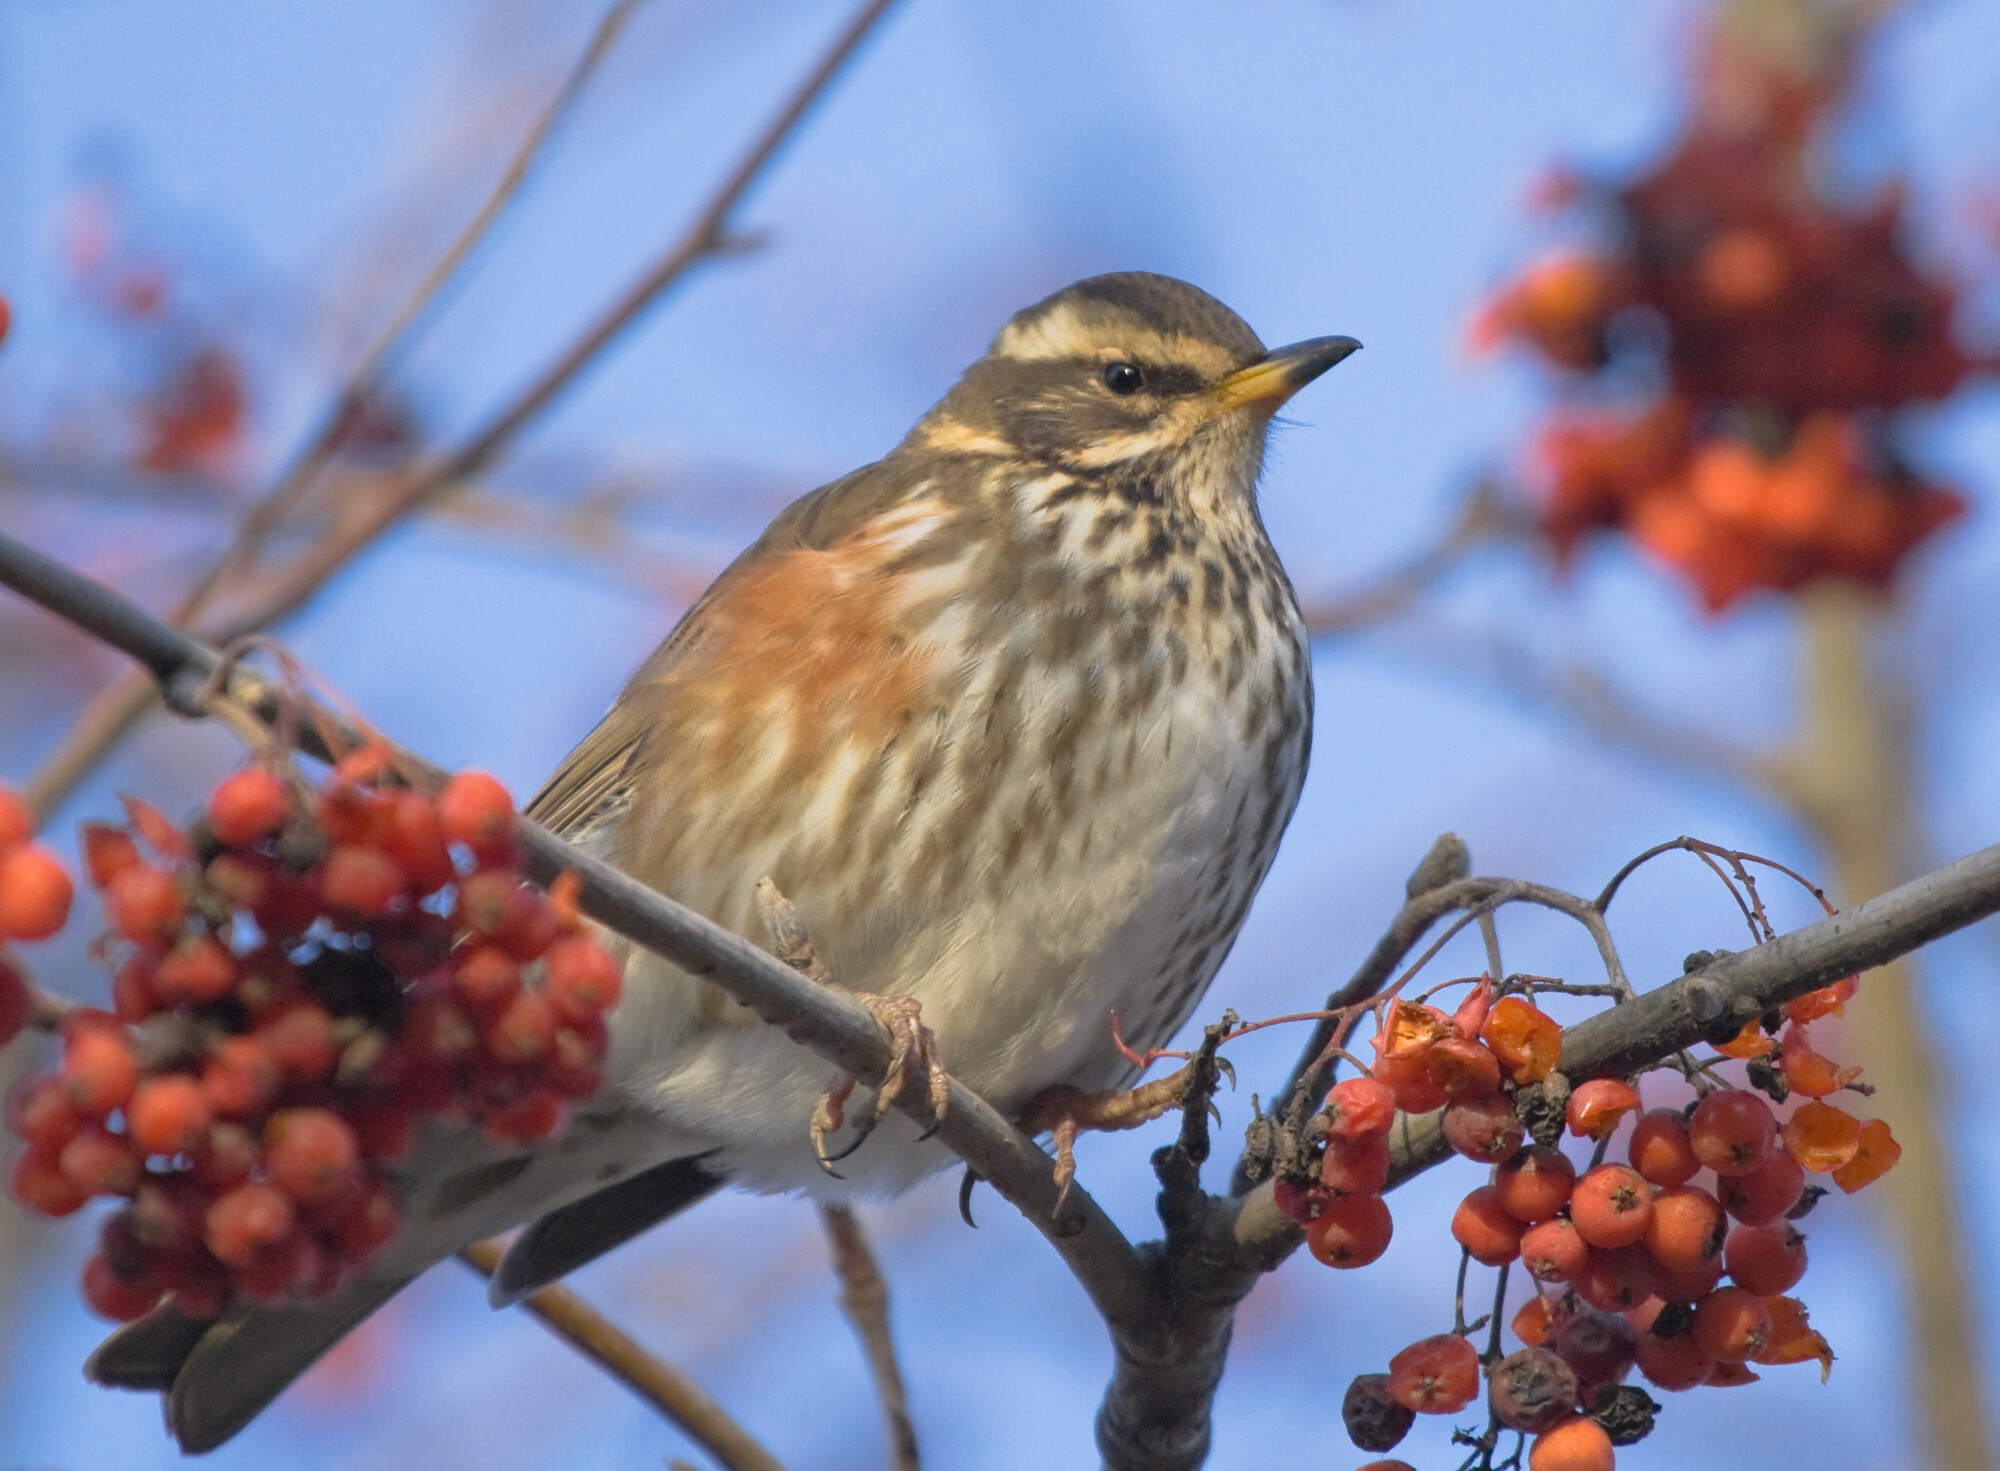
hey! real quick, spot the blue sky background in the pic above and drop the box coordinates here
[1,2,1998,1468]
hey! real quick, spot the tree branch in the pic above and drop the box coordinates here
[456,1239,789,1471]
[820,1204,920,1471]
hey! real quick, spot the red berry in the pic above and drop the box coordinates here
[544,937,623,1022]
[320,844,406,917]
[1325,1076,1397,1143]
[548,1018,609,1099]
[59,1124,143,1196]
[484,988,554,1064]
[1554,1305,1636,1385]
[204,1182,297,1268]
[0,843,74,940]
[1320,1133,1391,1196]
[1304,1193,1393,1268]
[1569,1163,1653,1249]
[1424,1035,1502,1099]
[9,1146,88,1216]
[190,1121,261,1192]
[266,1107,362,1205]
[1496,1145,1577,1223]
[380,791,456,893]
[481,1087,563,1147]
[1387,1333,1480,1414]
[1653,1253,1726,1304]
[1627,1108,1699,1187]
[1691,1286,1772,1363]
[200,1034,281,1118]
[1724,1222,1808,1296]
[1565,1079,1641,1140]
[1688,1089,1776,1177]
[105,865,185,943]
[1522,1216,1588,1284]
[82,1252,163,1322]
[127,1075,215,1155]
[120,796,190,860]
[80,823,141,889]
[1453,1184,1527,1266]
[1636,1314,1716,1392]
[1574,1245,1659,1313]
[207,767,292,847]
[1718,1147,1806,1225]
[1643,1185,1725,1275]
[6,1071,83,1151]
[0,954,31,1045]
[109,953,157,1023]
[62,1024,140,1115]
[1368,1047,1447,1114]
[498,887,561,962]
[437,771,516,866]
[455,871,522,939]
[153,934,238,1006]
[334,1181,400,1263]
[259,1002,339,1082]
[1442,1091,1525,1164]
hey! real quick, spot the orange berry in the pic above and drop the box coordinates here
[62,1024,140,1115]
[152,934,238,1005]
[1443,1091,1526,1164]
[1566,1079,1640,1140]
[1688,1090,1775,1176]
[0,843,74,940]
[200,1034,280,1118]
[1520,1218,1587,1283]
[127,1075,214,1155]
[1574,1245,1659,1313]
[1453,1185,1526,1266]
[1832,1118,1900,1193]
[1305,1193,1393,1268]
[320,844,406,917]
[1496,1145,1577,1223]
[206,767,292,847]
[1320,1133,1391,1197]
[1653,1254,1726,1305]
[1778,1023,1860,1098]
[544,936,623,1022]
[1528,1415,1615,1471]
[1481,996,1563,1084]
[1718,1148,1805,1225]
[1785,976,1857,1025]
[437,771,516,865]
[1425,1035,1502,1099]
[1780,1099,1862,1173]
[1513,1293,1554,1348]
[1570,1164,1653,1249]
[1387,1333,1479,1414]
[266,1107,361,1205]
[204,1182,296,1268]
[1636,1315,1716,1392]
[1627,1109,1699,1187]
[1751,1296,1834,1376]
[0,786,30,849]
[105,865,185,943]
[1326,1076,1397,1143]
[453,944,522,1009]
[1643,1185,1724,1275]
[1705,1361,1761,1388]
[1690,1286,1771,1363]
[1365,1046,1446,1114]
[1724,1222,1807,1296]
[9,1145,88,1216]
[1711,1018,1773,1059]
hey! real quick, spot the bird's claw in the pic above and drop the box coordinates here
[1021,1071,1191,1217]
[809,992,948,1172]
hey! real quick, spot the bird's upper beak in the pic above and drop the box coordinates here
[1214,335,1362,413]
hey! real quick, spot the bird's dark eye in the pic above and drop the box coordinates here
[1102,361,1146,396]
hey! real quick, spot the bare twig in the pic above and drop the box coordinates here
[820,1204,921,1471]
[456,1240,788,1471]
[21,0,901,821]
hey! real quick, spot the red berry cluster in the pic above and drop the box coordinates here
[1320,977,1894,1470]
[0,762,622,1325]
[1473,50,1985,611]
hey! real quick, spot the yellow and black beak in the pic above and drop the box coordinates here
[1214,335,1362,413]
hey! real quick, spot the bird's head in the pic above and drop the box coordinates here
[908,272,1359,484]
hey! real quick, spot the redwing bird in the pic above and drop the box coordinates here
[88,271,1358,1450]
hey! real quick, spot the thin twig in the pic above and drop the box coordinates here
[820,1204,921,1471]
[21,0,901,822]
[456,1240,789,1471]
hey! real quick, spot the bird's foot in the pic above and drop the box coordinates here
[1020,1070,1193,1214]
[757,877,949,1175]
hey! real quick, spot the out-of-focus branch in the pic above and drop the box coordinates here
[456,1240,789,1471]
[820,1204,920,1471]
[21,0,901,821]
[1299,480,1521,637]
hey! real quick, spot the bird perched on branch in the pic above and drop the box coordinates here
[88,271,1358,1449]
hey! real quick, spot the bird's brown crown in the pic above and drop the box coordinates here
[909,272,1273,472]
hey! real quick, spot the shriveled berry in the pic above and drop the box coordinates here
[1387,1333,1480,1414]
[1586,1384,1660,1447]
[1690,1286,1771,1363]
[1481,996,1563,1084]
[1688,1090,1775,1176]
[207,767,292,847]
[204,1182,297,1268]
[1496,1145,1577,1223]
[1489,1346,1580,1433]
[1342,1372,1414,1452]
[127,1075,214,1155]
[1751,1296,1834,1375]
[0,844,74,940]
[1723,1222,1807,1296]
[1566,1079,1640,1140]
[1570,1164,1653,1249]
[1831,1118,1900,1193]
[1453,1185,1527,1266]
[1555,1305,1636,1384]
[1443,1091,1525,1164]
[1305,1193,1393,1268]
[1778,1023,1860,1098]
